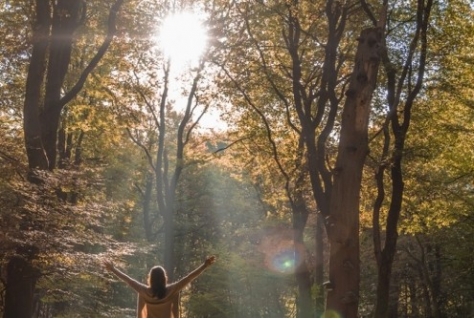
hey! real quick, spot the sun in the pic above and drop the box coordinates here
[158,11,208,68]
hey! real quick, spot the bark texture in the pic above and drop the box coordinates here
[325,27,383,317]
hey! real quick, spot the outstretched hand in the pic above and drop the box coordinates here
[205,255,216,267]
[103,260,115,272]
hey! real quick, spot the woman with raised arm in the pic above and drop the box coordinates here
[103,256,216,318]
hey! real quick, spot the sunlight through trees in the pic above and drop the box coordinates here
[1,0,473,317]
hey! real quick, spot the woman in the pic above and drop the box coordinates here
[103,256,216,318]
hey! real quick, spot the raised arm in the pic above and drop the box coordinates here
[173,256,216,291]
[103,260,148,295]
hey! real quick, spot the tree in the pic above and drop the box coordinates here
[213,0,386,315]
[213,1,358,315]
[366,0,434,315]
[23,0,124,171]
[324,21,385,317]
[377,1,474,314]
[113,0,227,279]
[2,0,125,316]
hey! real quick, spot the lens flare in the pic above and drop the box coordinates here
[271,249,299,273]
[258,227,306,274]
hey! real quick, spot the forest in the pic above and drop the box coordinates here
[0,0,473,317]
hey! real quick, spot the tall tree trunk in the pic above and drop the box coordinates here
[325,27,383,317]
[373,0,432,315]
[17,0,124,315]
[3,255,39,318]
[23,0,123,171]
[23,0,51,171]
[57,123,73,169]
[41,0,84,169]
[162,62,201,280]
[387,271,400,317]
[374,144,404,317]
[292,198,312,317]
[314,213,325,317]
[163,206,175,281]
[142,174,154,242]
[408,274,420,317]
[431,244,443,317]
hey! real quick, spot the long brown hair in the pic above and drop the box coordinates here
[148,266,168,299]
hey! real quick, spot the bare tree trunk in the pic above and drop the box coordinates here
[387,271,400,317]
[3,254,39,318]
[420,266,433,317]
[41,0,84,169]
[373,0,432,315]
[292,198,313,317]
[142,175,154,242]
[408,275,420,317]
[23,0,51,171]
[325,27,383,317]
[314,213,325,317]
[163,206,175,280]
[431,244,444,317]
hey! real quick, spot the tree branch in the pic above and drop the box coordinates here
[59,0,125,108]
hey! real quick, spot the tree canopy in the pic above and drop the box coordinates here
[1,0,473,317]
